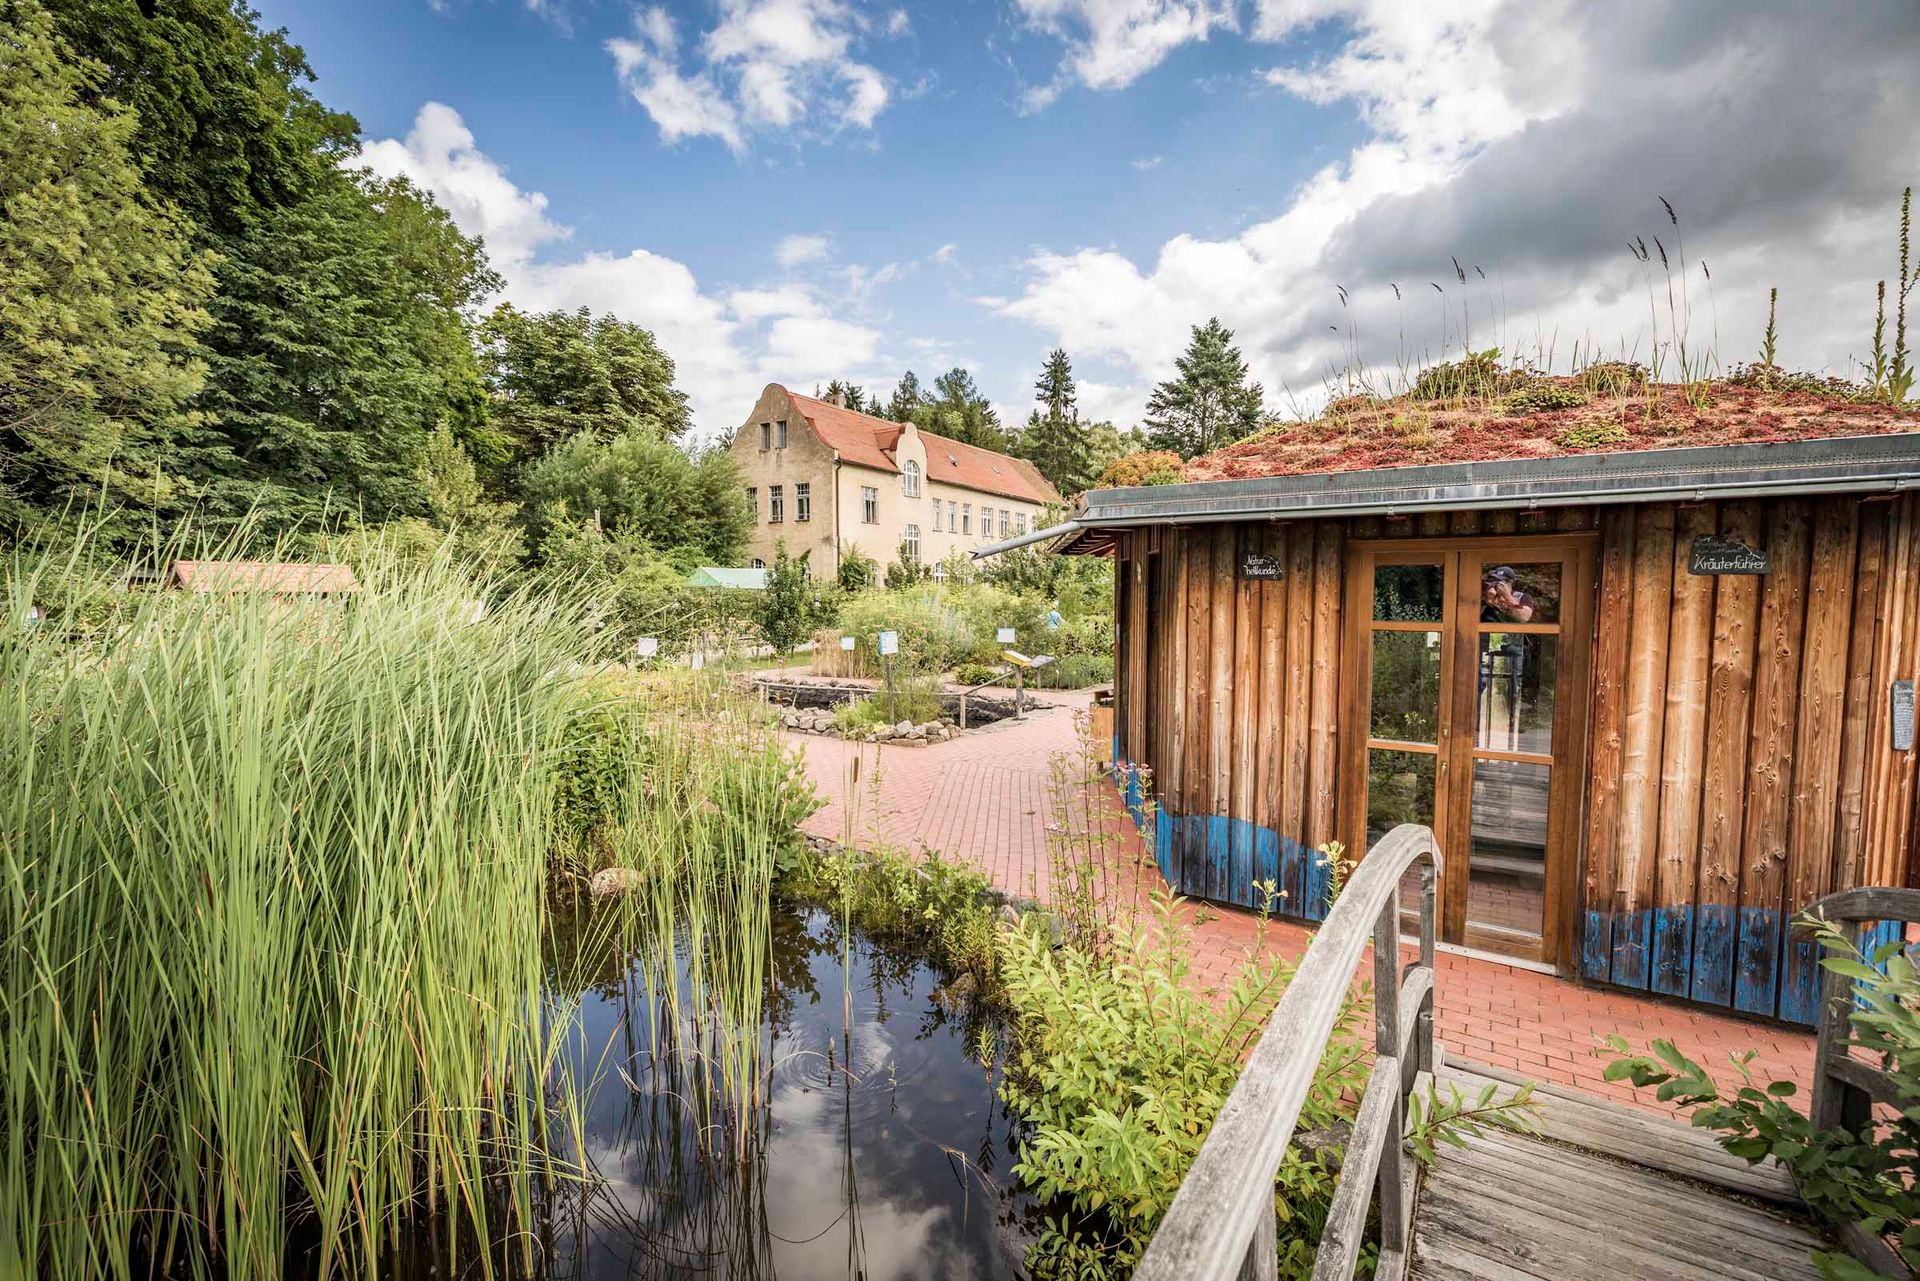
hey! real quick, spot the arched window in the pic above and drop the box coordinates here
[902,460,922,496]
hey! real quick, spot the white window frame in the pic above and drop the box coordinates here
[902,460,921,496]
[776,420,789,448]
[999,509,1010,538]
[861,486,879,524]
[903,523,920,564]
[768,484,784,523]
[1015,512,1028,535]
[961,504,971,535]
[932,500,942,532]
[795,482,811,522]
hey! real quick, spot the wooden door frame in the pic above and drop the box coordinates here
[1339,532,1599,972]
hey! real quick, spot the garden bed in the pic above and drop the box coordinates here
[751,677,1047,742]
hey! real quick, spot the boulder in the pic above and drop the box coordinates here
[588,867,644,899]
[894,720,914,736]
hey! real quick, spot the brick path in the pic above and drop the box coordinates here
[777,677,1816,1115]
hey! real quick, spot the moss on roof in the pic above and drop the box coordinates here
[1183,366,1920,483]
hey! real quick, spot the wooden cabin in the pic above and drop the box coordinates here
[1017,387,1920,1024]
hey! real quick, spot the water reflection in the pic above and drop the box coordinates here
[544,902,1034,1281]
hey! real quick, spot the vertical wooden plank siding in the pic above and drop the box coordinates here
[1880,495,1920,888]
[1690,501,1763,1005]
[1230,527,1261,903]
[1282,528,1317,912]
[1100,495,1918,1024]
[1651,504,1715,997]
[1734,500,1812,1016]
[1832,502,1886,895]
[1256,526,1287,907]
[1208,530,1236,900]
[1184,527,1213,894]
[1610,504,1676,990]
[1581,508,1637,980]
[1164,532,1189,884]
[1307,524,1345,917]
[1779,499,1860,1022]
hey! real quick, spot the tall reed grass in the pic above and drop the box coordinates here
[1,528,605,1278]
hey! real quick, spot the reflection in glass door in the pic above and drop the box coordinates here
[1349,540,1593,967]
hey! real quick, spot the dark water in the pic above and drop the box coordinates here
[542,902,1035,1281]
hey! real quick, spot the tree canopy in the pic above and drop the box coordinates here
[0,3,215,530]
[479,304,690,464]
[1015,348,1096,496]
[1144,318,1266,459]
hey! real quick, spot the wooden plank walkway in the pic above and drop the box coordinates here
[1410,1063,1827,1281]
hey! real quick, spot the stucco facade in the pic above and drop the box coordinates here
[728,383,1058,579]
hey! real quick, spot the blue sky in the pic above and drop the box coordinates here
[256,0,1920,440]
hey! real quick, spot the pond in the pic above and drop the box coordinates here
[521,901,1035,1280]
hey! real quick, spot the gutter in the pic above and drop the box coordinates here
[971,519,1084,560]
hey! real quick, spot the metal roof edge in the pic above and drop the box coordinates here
[970,519,1084,559]
[1077,432,1920,526]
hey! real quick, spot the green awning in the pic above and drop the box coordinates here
[685,566,767,590]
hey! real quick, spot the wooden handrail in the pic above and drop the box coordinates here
[1803,886,1920,1281]
[1806,886,1920,1132]
[1135,824,1440,1281]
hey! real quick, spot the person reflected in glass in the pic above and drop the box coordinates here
[1481,566,1536,623]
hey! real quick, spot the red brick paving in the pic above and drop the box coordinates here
[778,677,1816,1116]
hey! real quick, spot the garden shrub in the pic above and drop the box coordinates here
[834,586,976,673]
[783,844,1004,991]
[1095,450,1186,488]
[1578,359,1648,395]
[1606,916,1920,1280]
[551,669,820,873]
[955,661,1002,686]
[1030,652,1113,689]
[828,672,947,734]
[1505,384,1588,413]
[1557,420,1631,449]
[1411,348,1518,401]
[998,898,1365,1277]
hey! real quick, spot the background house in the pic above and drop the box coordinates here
[729,383,1060,578]
[1020,379,1920,1026]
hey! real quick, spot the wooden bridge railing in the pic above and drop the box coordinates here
[1806,886,1920,1279]
[1135,824,1440,1281]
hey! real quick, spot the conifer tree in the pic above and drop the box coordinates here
[1143,318,1265,459]
[1018,348,1095,495]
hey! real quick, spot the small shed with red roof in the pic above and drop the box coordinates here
[993,375,1920,1024]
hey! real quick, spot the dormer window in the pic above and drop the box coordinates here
[902,460,922,497]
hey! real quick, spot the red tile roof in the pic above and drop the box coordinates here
[168,560,361,594]
[1184,376,1920,483]
[784,389,1060,505]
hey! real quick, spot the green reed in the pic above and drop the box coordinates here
[0,526,601,1279]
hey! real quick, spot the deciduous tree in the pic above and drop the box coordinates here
[0,2,216,532]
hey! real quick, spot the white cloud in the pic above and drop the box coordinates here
[776,233,834,267]
[1130,155,1163,170]
[608,1,893,153]
[885,8,909,35]
[932,242,958,264]
[355,104,887,437]
[355,101,567,268]
[1000,0,1920,416]
[1014,0,1235,108]
[607,9,747,153]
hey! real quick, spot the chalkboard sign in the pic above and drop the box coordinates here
[1688,534,1769,575]
[1895,680,1917,753]
[1238,549,1286,581]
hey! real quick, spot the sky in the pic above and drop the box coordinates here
[255,0,1920,442]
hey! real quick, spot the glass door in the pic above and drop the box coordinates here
[1348,538,1594,967]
